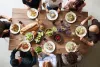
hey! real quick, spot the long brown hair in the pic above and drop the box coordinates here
[43,61,53,67]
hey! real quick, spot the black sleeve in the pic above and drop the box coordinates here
[22,0,26,4]
[10,49,18,64]
[89,35,98,44]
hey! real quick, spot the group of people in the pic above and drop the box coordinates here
[0,0,100,67]
[22,0,86,13]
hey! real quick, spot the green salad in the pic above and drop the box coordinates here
[25,32,33,42]
[35,46,42,54]
[34,32,44,43]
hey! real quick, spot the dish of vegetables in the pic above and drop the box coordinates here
[25,32,34,42]
[75,26,87,37]
[65,12,77,23]
[45,29,53,36]
[65,41,77,52]
[34,31,44,43]
[35,46,42,54]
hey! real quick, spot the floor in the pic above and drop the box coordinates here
[0,0,100,67]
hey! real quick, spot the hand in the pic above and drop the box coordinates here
[16,44,22,50]
[80,37,87,43]
[30,47,34,52]
[57,8,61,13]
[8,18,12,22]
[46,9,49,13]
[80,37,84,41]
[38,8,41,12]
[3,30,9,34]
[88,15,94,20]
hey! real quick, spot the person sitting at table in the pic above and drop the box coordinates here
[61,52,82,66]
[38,50,57,67]
[10,44,37,67]
[80,15,100,46]
[43,0,62,13]
[22,0,42,12]
[0,15,12,38]
[63,0,86,12]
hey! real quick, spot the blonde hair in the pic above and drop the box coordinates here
[43,61,53,67]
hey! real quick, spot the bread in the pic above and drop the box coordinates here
[20,22,39,35]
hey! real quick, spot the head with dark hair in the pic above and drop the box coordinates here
[75,0,85,9]
[12,59,19,66]
[66,52,78,65]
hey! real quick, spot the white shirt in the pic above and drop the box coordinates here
[44,0,63,8]
[38,54,57,67]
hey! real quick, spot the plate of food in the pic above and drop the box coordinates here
[54,34,62,42]
[75,26,87,37]
[45,28,53,36]
[47,10,58,21]
[27,8,38,19]
[43,41,55,53]
[35,46,42,54]
[10,23,20,34]
[65,11,77,23]
[65,41,77,52]
[34,31,44,44]
[25,32,34,42]
[20,41,31,52]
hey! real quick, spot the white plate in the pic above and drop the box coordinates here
[65,11,77,23]
[24,32,34,42]
[65,41,77,52]
[10,23,20,34]
[20,41,31,52]
[43,41,55,53]
[47,10,58,21]
[75,26,87,37]
[27,8,38,19]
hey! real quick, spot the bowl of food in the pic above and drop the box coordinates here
[65,41,77,52]
[65,11,77,23]
[45,29,54,36]
[54,34,62,42]
[20,41,31,52]
[35,46,42,54]
[10,23,20,34]
[25,32,34,42]
[27,8,38,19]
[43,41,55,53]
[34,31,44,44]
[47,10,58,21]
[75,26,87,37]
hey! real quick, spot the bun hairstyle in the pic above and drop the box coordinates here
[75,0,85,9]
[43,61,53,67]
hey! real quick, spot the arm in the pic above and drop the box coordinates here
[80,15,94,25]
[78,2,86,12]
[57,3,62,13]
[38,0,42,12]
[43,1,49,13]
[63,1,70,11]
[0,15,12,22]
[24,4,31,10]
[22,0,30,10]
[10,49,18,65]
[0,29,9,37]
[80,37,94,46]
[49,54,57,67]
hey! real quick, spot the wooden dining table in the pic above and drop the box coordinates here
[9,8,89,54]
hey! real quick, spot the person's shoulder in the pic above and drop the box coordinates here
[49,54,56,57]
